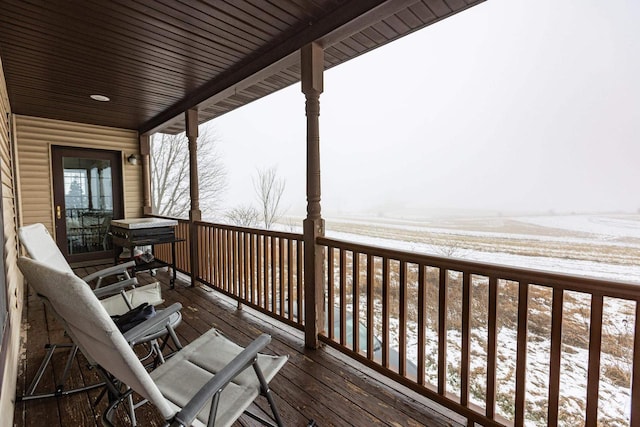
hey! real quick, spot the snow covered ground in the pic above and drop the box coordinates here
[518,214,640,241]
[323,214,640,284]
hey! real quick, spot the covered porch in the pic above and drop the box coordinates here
[0,1,639,426]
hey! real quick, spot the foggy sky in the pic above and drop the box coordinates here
[207,0,640,218]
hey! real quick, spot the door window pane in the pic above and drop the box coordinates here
[63,157,114,254]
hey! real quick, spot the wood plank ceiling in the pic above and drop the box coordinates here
[0,0,484,135]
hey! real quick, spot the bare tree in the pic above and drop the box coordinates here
[253,166,286,229]
[426,236,463,258]
[151,129,226,218]
[225,205,260,227]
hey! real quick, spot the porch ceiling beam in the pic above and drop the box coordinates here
[139,0,391,135]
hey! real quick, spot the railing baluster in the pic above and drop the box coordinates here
[340,248,347,346]
[399,260,407,376]
[256,235,260,305]
[632,301,640,427]
[585,293,603,427]
[227,228,231,291]
[221,228,227,292]
[279,237,285,316]
[245,233,250,301]
[239,231,245,299]
[271,236,276,313]
[233,230,239,295]
[548,288,563,426]
[215,226,220,286]
[288,239,294,321]
[216,228,221,288]
[235,231,241,297]
[204,225,210,283]
[328,246,334,340]
[196,224,202,280]
[382,256,389,368]
[237,231,242,297]
[203,225,208,281]
[297,241,303,324]
[438,269,448,396]
[223,230,231,292]
[216,227,221,286]
[221,229,227,291]
[212,227,217,286]
[263,234,268,310]
[486,276,498,419]
[226,228,232,292]
[515,282,529,426]
[195,224,201,280]
[213,226,218,286]
[367,254,373,360]
[234,231,244,298]
[417,264,426,386]
[249,233,254,304]
[461,273,471,405]
[353,252,360,354]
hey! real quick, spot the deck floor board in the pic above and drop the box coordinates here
[14,264,459,426]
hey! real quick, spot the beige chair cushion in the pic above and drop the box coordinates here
[100,282,164,315]
[18,223,73,273]
[151,328,287,427]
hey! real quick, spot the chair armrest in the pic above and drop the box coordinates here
[82,260,136,286]
[171,334,272,427]
[123,303,182,345]
[92,278,138,299]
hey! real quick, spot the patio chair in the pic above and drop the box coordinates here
[18,256,288,427]
[18,223,163,313]
[17,223,182,401]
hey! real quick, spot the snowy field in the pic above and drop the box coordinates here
[323,213,640,283]
[284,213,640,426]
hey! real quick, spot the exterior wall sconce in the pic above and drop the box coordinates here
[127,154,139,165]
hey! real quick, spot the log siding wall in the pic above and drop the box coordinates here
[0,56,23,425]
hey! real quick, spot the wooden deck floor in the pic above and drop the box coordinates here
[14,263,461,427]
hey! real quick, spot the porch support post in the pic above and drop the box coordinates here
[140,134,153,215]
[302,42,325,349]
[186,108,200,287]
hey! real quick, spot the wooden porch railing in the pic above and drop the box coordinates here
[151,216,638,426]
[193,221,304,330]
[317,236,640,427]
[152,217,190,274]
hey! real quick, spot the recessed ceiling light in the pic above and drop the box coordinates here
[90,94,110,102]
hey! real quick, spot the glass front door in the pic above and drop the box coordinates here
[52,146,123,262]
